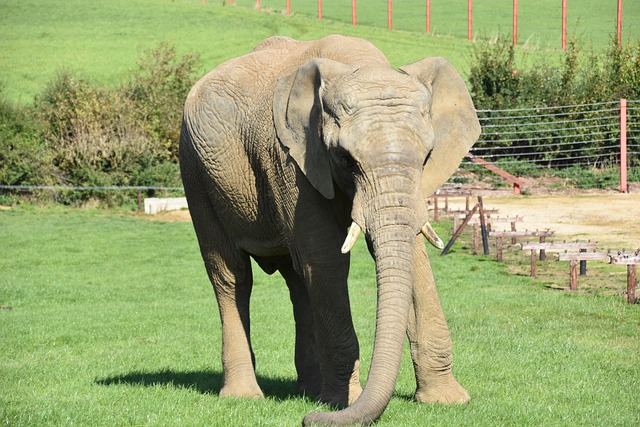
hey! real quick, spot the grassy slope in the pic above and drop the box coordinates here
[3,0,639,104]
[1,208,638,426]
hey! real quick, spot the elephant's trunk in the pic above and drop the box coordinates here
[304,187,418,426]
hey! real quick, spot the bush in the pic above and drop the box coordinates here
[469,35,640,110]
[126,42,199,162]
[0,87,56,187]
[468,35,640,179]
[30,43,198,203]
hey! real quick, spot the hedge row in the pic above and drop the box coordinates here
[1,37,639,205]
[468,36,639,170]
[0,43,197,204]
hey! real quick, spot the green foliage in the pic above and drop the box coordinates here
[467,35,639,185]
[4,43,194,205]
[469,35,640,110]
[125,42,200,162]
[0,87,55,187]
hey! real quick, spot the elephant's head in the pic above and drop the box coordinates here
[273,57,480,425]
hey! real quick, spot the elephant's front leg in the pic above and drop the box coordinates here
[407,240,470,404]
[303,259,362,407]
[279,263,322,398]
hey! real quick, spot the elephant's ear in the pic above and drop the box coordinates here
[273,59,354,200]
[399,57,481,198]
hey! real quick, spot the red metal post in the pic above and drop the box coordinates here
[513,0,518,45]
[256,0,260,8]
[562,0,567,50]
[352,0,356,25]
[617,0,623,48]
[286,0,290,15]
[468,0,473,41]
[388,0,392,29]
[318,0,322,20]
[620,98,628,193]
[426,0,431,33]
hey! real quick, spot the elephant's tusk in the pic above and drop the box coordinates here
[421,221,444,249]
[341,222,362,254]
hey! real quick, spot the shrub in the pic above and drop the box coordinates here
[36,70,151,181]
[31,42,198,202]
[125,42,200,162]
[468,35,640,179]
[0,86,56,187]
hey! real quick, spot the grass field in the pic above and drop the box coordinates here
[1,207,639,426]
[2,0,639,104]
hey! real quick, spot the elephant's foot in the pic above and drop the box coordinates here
[319,364,362,407]
[415,374,470,405]
[295,376,322,400]
[219,381,264,399]
[319,383,362,407]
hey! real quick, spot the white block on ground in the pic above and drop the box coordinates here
[144,197,188,215]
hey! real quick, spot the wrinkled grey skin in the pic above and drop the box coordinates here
[179,35,480,426]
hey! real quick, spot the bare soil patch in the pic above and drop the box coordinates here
[482,193,640,248]
[142,193,639,249]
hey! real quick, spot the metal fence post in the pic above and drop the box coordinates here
[620,98,628,193]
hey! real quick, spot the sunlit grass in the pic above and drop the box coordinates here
[1,207,638,425]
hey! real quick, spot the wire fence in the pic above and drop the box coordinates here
[1,101,637,203]
[458,99,639,192]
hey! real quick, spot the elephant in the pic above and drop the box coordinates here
[179,34,481,426]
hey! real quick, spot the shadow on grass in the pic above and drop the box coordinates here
[96,370,303,401]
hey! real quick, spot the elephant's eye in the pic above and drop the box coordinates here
[423,150,433,168]
[340,152,358,173]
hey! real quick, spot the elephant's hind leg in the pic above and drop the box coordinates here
[408,241,470,405]
[208,254,264,399]
[186,188,263,399]
[279,263,322,399]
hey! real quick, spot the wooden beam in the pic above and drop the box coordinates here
[490,230,554,238]
[440,204,479,256]
[558,252,610,262]
[521,242,597,251]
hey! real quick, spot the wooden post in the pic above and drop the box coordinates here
[433,197,439,222]
[496,236,504,262]
[539,235,547,261]
[511,220,517,244]
[579,248,587,276]
[287,0,290,15]
[473,223,479,254]
[318,0,322,19]
[388,0,392,29]
[569,260,578,291]
[628,264,637,304]
[530,250,537,277]
[478,196,490,255]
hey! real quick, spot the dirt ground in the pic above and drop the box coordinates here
[151,192,639,249]
[467,193,640,249]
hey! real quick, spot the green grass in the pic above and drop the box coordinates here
[1,207,639,425]
[3,0,639,104]
[240,0,640,49]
